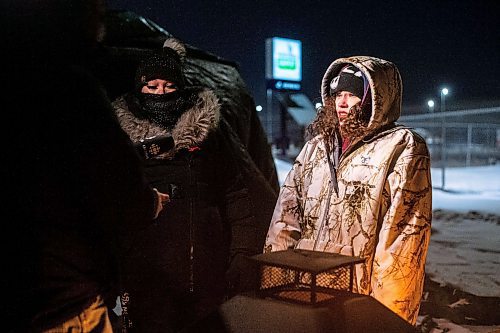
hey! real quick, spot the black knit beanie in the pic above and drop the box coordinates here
[135,46,185,92]
[329,65,365,100]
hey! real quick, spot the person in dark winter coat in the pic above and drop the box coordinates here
[112,37,272,332]
[1,0,167,332]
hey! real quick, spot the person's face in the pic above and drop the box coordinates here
[141,79,178,94]
[334,91,361,125]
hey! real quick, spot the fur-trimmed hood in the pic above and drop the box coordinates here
[321,56,402,136]
[113,88,221,157]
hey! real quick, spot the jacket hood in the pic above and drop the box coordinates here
[114,88,220,156]
[321,56,402,134]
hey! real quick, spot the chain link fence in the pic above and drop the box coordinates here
[407,122,500,167]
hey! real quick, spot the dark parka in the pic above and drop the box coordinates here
[113,87,267,332]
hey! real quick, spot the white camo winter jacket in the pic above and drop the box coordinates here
[265,56,432,325]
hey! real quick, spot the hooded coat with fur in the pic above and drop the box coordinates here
[264,56,432,325]
[113,87,261,331]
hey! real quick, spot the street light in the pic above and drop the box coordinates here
[427,100,435,113]
[440,88,449,190]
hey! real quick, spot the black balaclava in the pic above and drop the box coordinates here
[137,90,198,130]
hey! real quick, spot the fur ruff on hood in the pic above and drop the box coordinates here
[113,88,221,158]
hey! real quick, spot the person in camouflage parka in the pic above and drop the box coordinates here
[265,56,432,325]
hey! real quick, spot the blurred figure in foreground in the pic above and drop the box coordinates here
[265,56,432,325]
[2,0,167,331]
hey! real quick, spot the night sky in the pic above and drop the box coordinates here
[106,0,499,110]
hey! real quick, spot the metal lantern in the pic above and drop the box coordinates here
[251,249,365,305]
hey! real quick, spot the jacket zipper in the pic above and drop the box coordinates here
[313,181,333,250]
[313,138,340,250]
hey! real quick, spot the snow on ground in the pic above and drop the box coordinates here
[426,208,500,298]
[431,165,500,215]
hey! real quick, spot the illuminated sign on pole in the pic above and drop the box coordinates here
[266,37,302,91]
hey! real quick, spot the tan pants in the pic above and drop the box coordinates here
[42,295,113,333]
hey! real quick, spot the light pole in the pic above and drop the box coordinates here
[266,88,273,144]
[427,100,436,165]
[440,88,449,190]
[440,88,448,112]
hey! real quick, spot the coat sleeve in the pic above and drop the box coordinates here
[69,73,158,255]
[213,123,267,294]
[371,134,432,325]
[263,144,310,253]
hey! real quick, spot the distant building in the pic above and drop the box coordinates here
[259,92,317,160]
